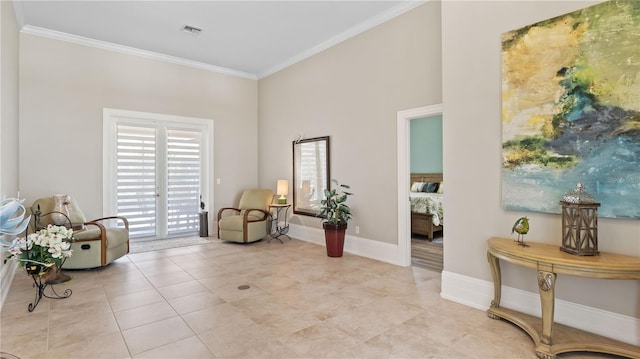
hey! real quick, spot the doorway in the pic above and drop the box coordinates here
[409,115,443,270]
[396,104,443,267]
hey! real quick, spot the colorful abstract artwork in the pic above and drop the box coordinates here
[501,0,640,219]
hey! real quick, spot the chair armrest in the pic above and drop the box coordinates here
[217,207,240,221]
[76,220,109,266]
[242,209,269,223]
[74,221,107,241]
[88,216,129,231]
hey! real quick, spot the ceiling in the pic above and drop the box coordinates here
[13,1,423,79]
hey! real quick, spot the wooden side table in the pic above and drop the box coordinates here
[268,204,291,243]
[486,237,640,359]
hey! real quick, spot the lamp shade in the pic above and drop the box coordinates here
[277,180,288,196]
[277,180,289,204]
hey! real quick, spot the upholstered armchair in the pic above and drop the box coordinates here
[29,196,129,269]
[217,189,274,243]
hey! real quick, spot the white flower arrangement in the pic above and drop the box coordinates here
[6,224,73,269]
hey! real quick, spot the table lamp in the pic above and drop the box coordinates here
[277,180,289,204]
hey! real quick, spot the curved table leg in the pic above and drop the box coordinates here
[537,270,557,345]
[487,250,502,316]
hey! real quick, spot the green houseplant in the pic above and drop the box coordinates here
[318,179,353,257]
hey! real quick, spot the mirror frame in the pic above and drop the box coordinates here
[292,136,330,217]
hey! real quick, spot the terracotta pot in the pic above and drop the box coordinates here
[323,222,347,257]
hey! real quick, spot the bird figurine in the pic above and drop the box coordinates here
[511,216,530,247]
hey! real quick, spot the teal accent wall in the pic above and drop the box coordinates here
[410,115,443,173]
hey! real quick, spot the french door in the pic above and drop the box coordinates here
[103,109,213,240]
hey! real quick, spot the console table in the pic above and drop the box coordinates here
[486,237,640,359]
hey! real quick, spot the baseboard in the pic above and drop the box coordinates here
[441,270,640,346]
[288,223,400,265]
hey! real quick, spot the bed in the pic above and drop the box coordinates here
[410,173,443,240]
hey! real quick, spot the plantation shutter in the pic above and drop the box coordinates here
[166,128,201,236]
[116,124,157,238]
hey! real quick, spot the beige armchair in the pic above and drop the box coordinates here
[30,196,129,269]
[217,189,274,243]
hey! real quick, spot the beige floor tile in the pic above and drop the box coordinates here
[48,296,114,328]
[293,292,361,321]
[46,331,131,359]
[181,302,255,334]
[281,322,361,357]
[197,319,270,357]
[47,312,121,351]
[122,316,195,355]
[1,298,50,321]
[114,301,178,330]
[365,319,471,358]
[96,268,148,285]
[251,273,302,292]
[157,279,210,300]
[47,285,108,309]
[167,290,225,315]
[0,327,48,359]
[107,288,165,312]
[146,270,195,288]
[101,277,155,298]
[357,274,420,297]
[327,296,422,342]
[251,307,320,338]
[328,281,388,308]
[268,281,333,308]
[137,262,185,278]
[200,279,266,303]
[234,338,301,358]
[133,335,213,358]
[127,250,175,263]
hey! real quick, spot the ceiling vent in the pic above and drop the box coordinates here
[182,25,202,35]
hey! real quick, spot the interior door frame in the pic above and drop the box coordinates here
[396,104,443,266]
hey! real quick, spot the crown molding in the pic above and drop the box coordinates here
[16,1,427,81]
[12,1,26,30]
[20,25,258,80]
[257,0,427,79]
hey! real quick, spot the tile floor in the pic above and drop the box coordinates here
[0,238,622,358]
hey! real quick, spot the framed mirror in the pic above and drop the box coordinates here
[293,136,330,217]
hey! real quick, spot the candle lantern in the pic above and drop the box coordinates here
[559,183,600,256]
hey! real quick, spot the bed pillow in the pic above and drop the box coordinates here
[437,181,444,194]
[411,182,426,192]
[423,182,440,193]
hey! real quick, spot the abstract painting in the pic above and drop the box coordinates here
[502,0,640,219]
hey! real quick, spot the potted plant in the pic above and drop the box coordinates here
[6,224,74,284]
[318,179,353,257]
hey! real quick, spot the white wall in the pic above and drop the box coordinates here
[258,2,443,244]
[1,0,19,197]
[19,34,258,221]
[0,0,21,310]
[442,0,639,318]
